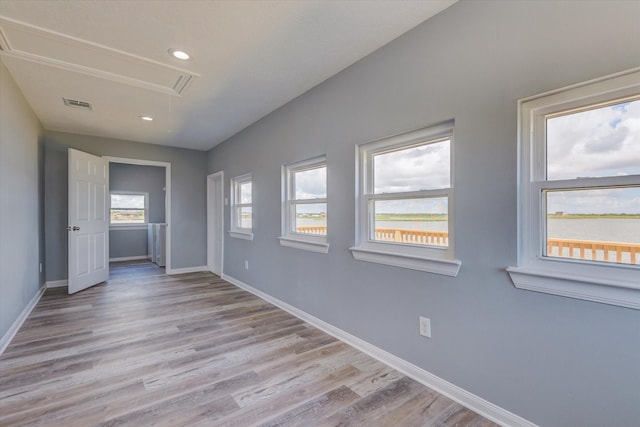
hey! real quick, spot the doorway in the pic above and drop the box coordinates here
[104,156,172,272]
[207,171,224,276]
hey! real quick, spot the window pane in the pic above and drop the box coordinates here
[545,187,640,265]
[110,209,145,223]
[294,166,326,200]
[546,98,640,180]
[237,207,252,229]
[293,203,327,235]
[239,182,252,203]
[111,194,144,209]
[373,140,450,194]
[372,197,448,247]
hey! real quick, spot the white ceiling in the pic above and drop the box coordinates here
[0,0,456,151]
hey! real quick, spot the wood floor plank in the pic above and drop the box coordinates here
[211,364,364,427]
[256,385,361,427]
[0,261,498,426]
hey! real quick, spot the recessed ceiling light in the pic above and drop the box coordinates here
[139,116,153,121]
[168,49,190,60]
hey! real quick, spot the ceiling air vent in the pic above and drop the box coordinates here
[63,97,92,110]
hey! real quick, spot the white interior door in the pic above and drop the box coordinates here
[207,171,224,275]
[68,148,109,294]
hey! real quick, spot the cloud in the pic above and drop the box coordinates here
[374,140,450,193]
[584,125,627,154]
[294,166,326,199]
[547,99,640,180]
[111,194,144,208]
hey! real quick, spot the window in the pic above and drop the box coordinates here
[508,68,640,310]
[279,156,328,253]
[230,173,253,240]
[110,192,147,225]
[350,121,461,276]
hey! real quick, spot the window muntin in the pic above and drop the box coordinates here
[230,174,253,238]
[110,192,147,224]
[508,68,640,310]
[351,121,460,276]
[280,157,328,253]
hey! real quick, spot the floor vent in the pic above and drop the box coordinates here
[63,97,92,110]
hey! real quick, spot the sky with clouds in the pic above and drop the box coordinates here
[111,194,144,208]
[372,140,450,214]
[239,182,252,204]
[546,98,639,214]
[374,140,450,194]
[294,166,326,200]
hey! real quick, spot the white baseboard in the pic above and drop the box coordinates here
[109,256,149,262]
[0,285,46,355]
[46,280,68,288]
[222,273,536,427]
[167,266,207,275]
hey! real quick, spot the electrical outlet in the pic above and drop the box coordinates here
[244,260,249,270]
[39,263,43,273]
[419,316,431,338]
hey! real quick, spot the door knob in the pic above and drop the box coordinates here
[73,226,81,231]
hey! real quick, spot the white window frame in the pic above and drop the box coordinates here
[350,121,461,276]
[278,156,329,253]
[507,68,640,310]
[229,173,253,240]
[109,191,148,229]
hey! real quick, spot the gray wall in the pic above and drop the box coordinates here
[109,162,166,259]
[207,2,640,426]
[45,131,206,280]
[0,62,45,340]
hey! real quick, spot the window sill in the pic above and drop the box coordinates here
[349,246,461,277]
[507,265,640,310]
[229,230,254,240]
[278,236,329,254]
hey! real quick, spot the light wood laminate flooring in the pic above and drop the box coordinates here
[0,261,498,426]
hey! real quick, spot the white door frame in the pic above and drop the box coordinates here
[104,156,172,272]
[207,171,224,276]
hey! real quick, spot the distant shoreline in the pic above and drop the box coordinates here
[297,213,640,221]
[547,214,640,219]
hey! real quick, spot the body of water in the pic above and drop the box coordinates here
[297,218,640,244]
[547,218,640,244]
